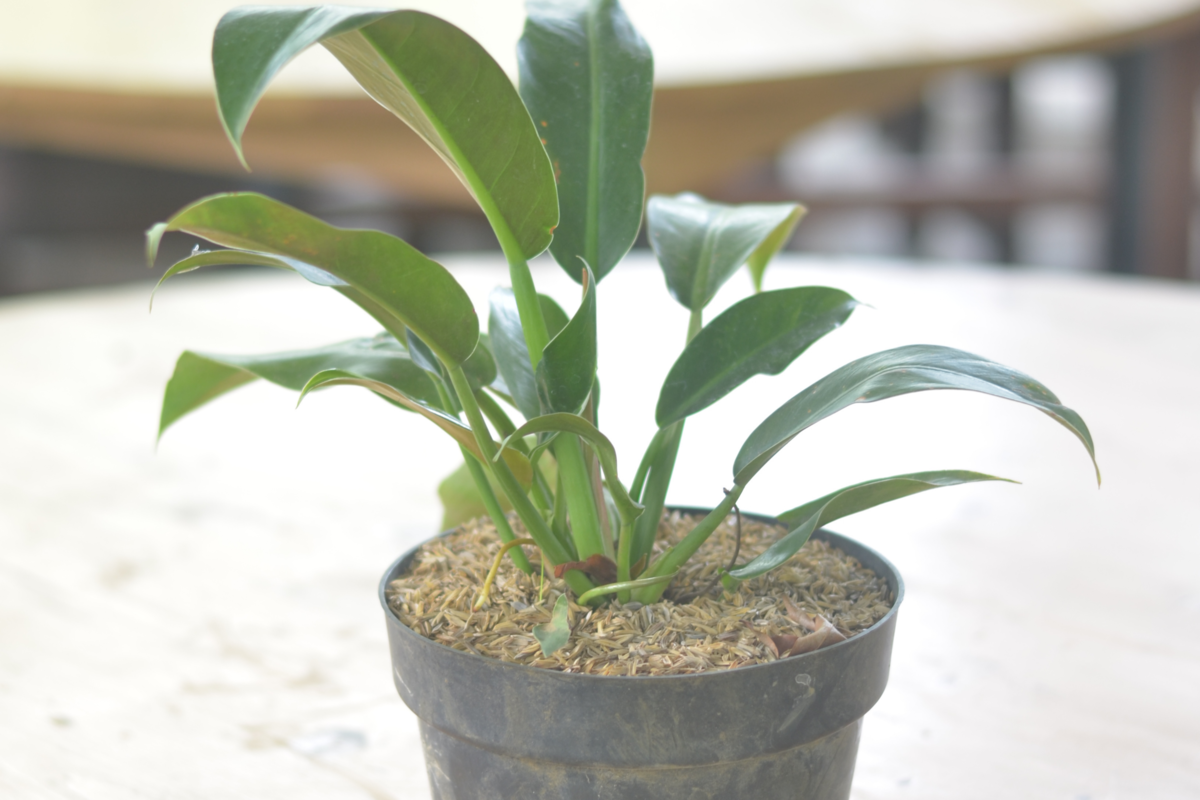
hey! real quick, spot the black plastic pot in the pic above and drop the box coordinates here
[379,510,904,799]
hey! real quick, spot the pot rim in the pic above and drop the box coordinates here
[379,506,905,682]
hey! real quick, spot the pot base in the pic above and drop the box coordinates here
[420,718,861,800]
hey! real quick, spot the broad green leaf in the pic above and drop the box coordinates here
[519,0,653,282]
[213,7,557,259]
[533,594,571,656]
[728,471,1013,581]
[536,267,597,414]
[656,287,858,426]
[498,412,642,524]
[645,194,803,311]
[746,205,806,292]
[733,345,1099,486]
[159,334,439,439]
[299,370,532,487]
[148,193,478,365]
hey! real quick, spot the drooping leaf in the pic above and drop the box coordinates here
[728,470,1014,581]
[498,412,641,525]
[629,421,682,563]
[645,194,803,311]
[159,334,439,439]
[519,0,653,282]
[213,7,557,258]
[536,267,597,414]
[147,193,478,365]
[745,205,806,292]
[656,287,858,426]
[733,345,1100,487]
[299,370,532,487]
[532,594,571,656]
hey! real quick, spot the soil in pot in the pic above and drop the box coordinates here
[385,510,895,676]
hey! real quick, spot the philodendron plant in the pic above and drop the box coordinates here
[150,1,1098,638]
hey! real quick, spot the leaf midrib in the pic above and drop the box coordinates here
[350,24,532,264]
[584,1,603,272]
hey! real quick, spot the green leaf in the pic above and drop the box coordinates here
[148,193,478,365]
[519,0,653,282]
[746,205,806,292]
[536,267,597,414]
[539,294,570,339]
[533,594,571,656]
[656,287,858,427]
[733,345,1100,486]
[498,412,642,525]
[645,194,803,311]
[159,334,439,439]
[489,289,539,420]
[462,334,499,394]
[213,7,558,259]
[728,471,1014,581]
[299,370,533,487]
[404,328,442,375]
[406,328,496,396]
[489,291,573,420]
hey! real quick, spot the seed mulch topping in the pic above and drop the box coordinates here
[386,511,894,676]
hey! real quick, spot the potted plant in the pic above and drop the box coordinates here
[148,2,1098,797]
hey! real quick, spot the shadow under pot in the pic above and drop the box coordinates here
[378,509,904,800]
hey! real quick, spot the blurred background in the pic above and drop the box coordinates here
[3,0,1200,295]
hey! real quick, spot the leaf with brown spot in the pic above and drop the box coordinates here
[553,554,618,585]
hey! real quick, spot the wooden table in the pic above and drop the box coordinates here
[2,253,1198,798]
[5,0,1200,203]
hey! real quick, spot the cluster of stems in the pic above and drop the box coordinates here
[439,238,732,607]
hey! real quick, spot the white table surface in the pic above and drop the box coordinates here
[2,253,1198,799]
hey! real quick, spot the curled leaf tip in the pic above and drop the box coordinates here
[145,222,168,268]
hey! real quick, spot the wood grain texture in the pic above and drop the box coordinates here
[1,255,1198,798]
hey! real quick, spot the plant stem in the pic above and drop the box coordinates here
[462,452,533,573]
[504,253,550,367]
[630,420,682,563]
[632,483,743,604]
[448,365,593,597]
[687,307,704,341]
[552,465,571,554]
[473,537,536,609]
[478,389,554,510]
[615,518,634,601]
[555,434,607,560]
[630,426,667,502]
[431,377,533,574]
[631,309,705,575]
[577,572,676,607]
